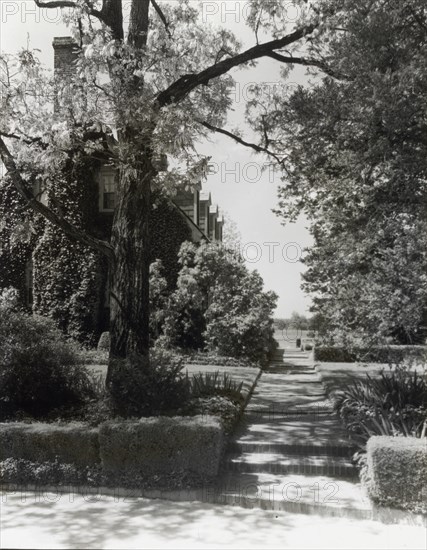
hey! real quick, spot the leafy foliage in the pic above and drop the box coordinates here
[189,371,245,405]
[334,366,427,445]
[150,197,193,289]
[108,348,190,417]
[0,290,96,419]
[245,0,427,344]
[162,242,277,364]
[0,178,38,305]
[184,352,255,368]
[0,0,321,361]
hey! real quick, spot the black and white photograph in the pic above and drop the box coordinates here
[0,1,426,548]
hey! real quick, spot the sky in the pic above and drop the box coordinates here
[0,0,313,318]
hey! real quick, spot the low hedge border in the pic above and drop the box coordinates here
[184,353,257,368]
[314,346,427,363]
[0,415,224,490]
[364,436,427,514]
[0,422,100,467]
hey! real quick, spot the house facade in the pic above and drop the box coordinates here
[0,38,223,345]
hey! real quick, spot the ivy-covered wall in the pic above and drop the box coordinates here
[31,157,106,346]
[0,177,38,305]
[0,163,194,346]
[150,196,193,290]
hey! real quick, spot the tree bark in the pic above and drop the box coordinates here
[128,0,150,48]
[98,0,124,41]
[106,149,154,383]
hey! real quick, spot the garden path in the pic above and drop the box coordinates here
[212,344,376,519]
[3,341,425,548]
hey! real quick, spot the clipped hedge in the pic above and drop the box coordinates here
[314,345,427,363]
[0,422,100,467]
[0,416,224,488]
[184,353,255,368]
[99,416,223,479]
[365,436,427,513]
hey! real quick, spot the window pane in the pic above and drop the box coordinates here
[103,192,115,210]
[100,170,117,210]
[104,181,116,193]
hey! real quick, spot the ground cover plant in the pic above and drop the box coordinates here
[334,363,427,447]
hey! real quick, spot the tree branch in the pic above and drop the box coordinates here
[33,0,123,40]
[156,23,317,106]
[199,120,288,173]
[0,131,47,148]
[33,0,79,7]
[128,0,150,48]
[150,0,171,38]
[0,136,114,260]
[267,51,349,80]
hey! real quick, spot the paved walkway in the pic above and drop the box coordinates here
[2,344,426,548]
[212,347,375,518]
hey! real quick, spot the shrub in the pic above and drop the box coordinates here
[162,242,277,364]
[0,457,103,487]
[0,422,100,466]
[304,344,313,351]
[365,436,427,513]
[0,298,96,419]
[184,352,254,367]
[108,348,191,417]
[189,371,245,405]
[0,416,224,489]
[334,366,427,445]
[315,345,427,363]
[185,396,241,434]
[99,416,223,481]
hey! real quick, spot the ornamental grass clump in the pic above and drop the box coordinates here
[334,364,427,446]
[189,371,245,405]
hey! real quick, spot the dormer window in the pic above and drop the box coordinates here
[99,167,117,212]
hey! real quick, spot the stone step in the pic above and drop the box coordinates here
[264,376,318,381]
[250,381,324,393]
[244,409,336,423]
[209,471,373,520]
[224,453,358,479]
[227,441,355,458]
[246,397,333,412]
[269,366,316,371]
[235,415,350,446]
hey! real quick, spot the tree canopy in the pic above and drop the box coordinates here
[247,0,427,344]
[0,0,330,369]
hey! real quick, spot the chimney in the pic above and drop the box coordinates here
[52,37,80,112]
[53,37,79,79]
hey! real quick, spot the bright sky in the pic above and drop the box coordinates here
[0,0,313,317]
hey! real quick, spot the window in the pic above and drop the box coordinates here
[25,259,33,307]
[99,168,117,212]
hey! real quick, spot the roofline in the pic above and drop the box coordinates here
[171,200,210,242]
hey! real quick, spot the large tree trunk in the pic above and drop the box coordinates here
[106,151,154,385]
